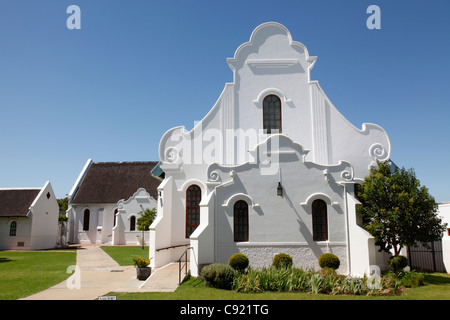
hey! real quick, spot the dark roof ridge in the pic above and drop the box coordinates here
[92,161,159,164]
[70,161,160,204]
[0,189,42,217]
[0,187,41,190]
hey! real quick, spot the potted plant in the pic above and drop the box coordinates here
[132,256,151,280]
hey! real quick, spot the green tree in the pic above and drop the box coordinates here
[356,161,447,256]
[137,208,157,231]
[57,197,69,221]
[57,197,68,211]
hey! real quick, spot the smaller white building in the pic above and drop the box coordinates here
[0,181,59,250]
[438,202,450,272]
[67,160,160,245]
[113,188,157,245]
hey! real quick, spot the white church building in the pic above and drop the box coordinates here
[67,160,160,245]
[150,22,392,277]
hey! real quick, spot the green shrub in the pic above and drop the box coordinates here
[400,271,424,288]
[383,270,424,288]
[343,276,364,295]
[309,274,324,294]
[318,253,340,270]
[200,263,235,290]
[232,266,422,295]
[232,267,314,293]
[318,267,337,278]
[388,255,408,273]
[272,253,293,269]
[228,253,249,273]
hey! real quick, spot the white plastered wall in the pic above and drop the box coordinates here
[29,181,59,250]
[438,203,450,273]
[112,188,156,245]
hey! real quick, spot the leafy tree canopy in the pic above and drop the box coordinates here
[137,208,157,231]
[356,161,447,256]
[57,197,68,211]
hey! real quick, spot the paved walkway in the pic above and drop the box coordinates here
[21,245,183,300]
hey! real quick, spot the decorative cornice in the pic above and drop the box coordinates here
[227,22,317,72]
[252,87,293,108]
[300,193,340,207]
[222,193,260,209]
[246,59,299,68]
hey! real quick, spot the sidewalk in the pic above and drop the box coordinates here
[21,245,182,300]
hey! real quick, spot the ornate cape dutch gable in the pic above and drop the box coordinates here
[158,22,390,180]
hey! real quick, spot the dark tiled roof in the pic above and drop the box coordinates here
[0,189,40,217]
[70,161,160,204]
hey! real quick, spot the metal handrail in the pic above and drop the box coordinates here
[178,247,192,284]
[155,244,189,252]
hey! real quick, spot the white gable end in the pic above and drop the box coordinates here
[158,22,390,180]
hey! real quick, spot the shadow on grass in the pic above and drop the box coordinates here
[0,257,12,263]
[423,273,450,285]
[184,276,206,288]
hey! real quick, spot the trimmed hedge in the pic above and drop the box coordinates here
[318,253,340,270]
[228,253,249,273]
[388,255,408,273]
[200,263,235,289]
[272,253,293,269]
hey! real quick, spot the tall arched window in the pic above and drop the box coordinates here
[83,209,90,231]
[130,216,136,231]
[234,200,249,242]
[312,199,328,241]
[9,221,17,236]
[263,94,282,134]
[186,185,201,238]
[113,208,118,227]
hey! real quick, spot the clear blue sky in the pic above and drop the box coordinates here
[0,0,449,203]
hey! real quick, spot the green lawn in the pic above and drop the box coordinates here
[98,246,450,300]
[100,246,149,266]
[0,250,77,300]
[107,273,450,300]
[399,273,450,299]
[2,247,448,301]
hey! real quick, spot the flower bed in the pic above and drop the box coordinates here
[231,267,424,296]
[201,252,425,296]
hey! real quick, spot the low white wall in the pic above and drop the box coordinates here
[124,231,149,245]
[216,242,348,274]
